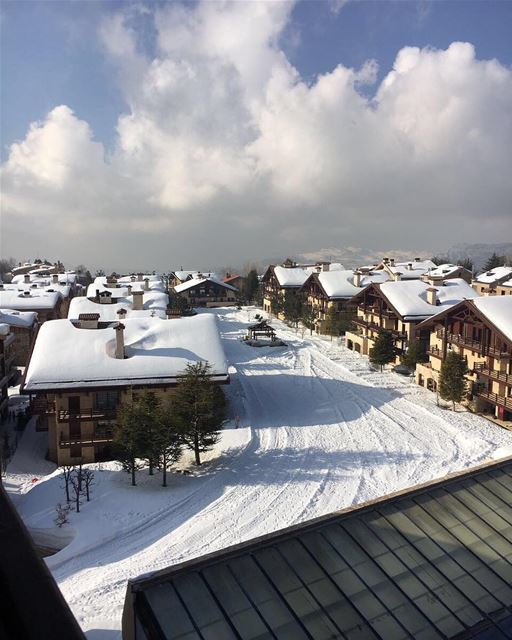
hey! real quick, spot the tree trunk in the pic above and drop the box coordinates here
[76,495,80,513]
[453,400,456,411]
[131,459,136,486]
[162,454,167,487]
[65,478,70,502]
[194,433,201,465]
[86,486,90,501]
[149,459,153,476]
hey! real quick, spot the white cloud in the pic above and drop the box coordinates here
[2,2,512,270]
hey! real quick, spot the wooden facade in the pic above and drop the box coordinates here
[0,329,17,419]
[415,300,512,422]
[301,273,355,333]
[175,279,237,308]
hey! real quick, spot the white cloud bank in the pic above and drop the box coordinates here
[2,1,511,270]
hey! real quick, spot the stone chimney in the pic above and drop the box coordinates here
[78,313,100,329]
[137,272,143,282]
[394,272,402,282]
[426,287,438,305]
[117,308,127,320]
[322,262,330,272]
[389,258,395,267]
[144,278,150,291]
[353,271,362,287]
[52,274,59,284]
[115,322,125,359]
[130,275,136,282]
[0,283,3,290]
[24,274,31,283]
[414,257,421,262]
[407,262,413,271]
[132,290,144,310]
[383,257,389,264]
[127,285,132,295]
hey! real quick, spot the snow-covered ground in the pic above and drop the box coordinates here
[5,306,512,638]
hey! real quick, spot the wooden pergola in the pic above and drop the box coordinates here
[248,320,276,341]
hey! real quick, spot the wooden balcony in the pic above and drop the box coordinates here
[474,363,512,386]
[57,408,117,423]
[427,346,443,359]
[436,330,510,358]
[476,390,512,411]
[31,398,56,416]
[59,429,114,448]
[353,318,406,339]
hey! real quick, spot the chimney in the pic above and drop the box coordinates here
[137,272,143,282]
[24,274,31,283]
[322,262,330,272]
[115,322,125,359]
[414,257,421,262]
[78,313,100,329]
[144,278,150,291]
[117,308,127,320]
[407,262,413,271]
[389,258,395,267]
[426,287,438,305]
[130,275,136,282]
[0,283,3,290]
[95,289,100,302]
[132,290,144,310]
[353,271,362,287]
[394,272,402,282]
[383,257,389,264]
[127,285,132,295]
[52,274,58,284]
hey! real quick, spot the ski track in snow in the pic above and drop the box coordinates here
[9,307,512,637]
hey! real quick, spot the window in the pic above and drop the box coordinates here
[95,390,119,410]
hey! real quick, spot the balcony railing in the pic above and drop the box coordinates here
[59,429,114,448]
[476,390,512,411]
[57,408,117,423]
[436,330,510,358]
[427,346,443,359]
[31,399,56,415]
[474,363,512,386]
[353,318,407,339]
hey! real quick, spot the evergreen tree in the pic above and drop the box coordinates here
[483,252,504,272]
[283,290,303,327]
[113,400,146,486]
[431,255,449,266]
[245,269,259,303]
[301,305,317,335]
[156,401,183,487]
[439,351,468,410]
[370,331,397,371]
[459,257,473,272]
[173,362,226,465]
[269,291,284,317]
[401,339,428,369]
[136,391,162,476]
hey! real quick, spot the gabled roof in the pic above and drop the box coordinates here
[273,266,311,287]
[314,270,390,299]
[0,308,38,328]
[68,293,168,321]
[475,266,512,285]
[174,277,237,293]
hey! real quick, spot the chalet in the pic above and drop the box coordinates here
[0,309,38,366]
[472,266,512,295]
[22,315,229,466]
[224,273,246,295]
[174,276,237,308]
[0,324,17,419]
[415,296,512,423]
[374,257,437,280]
[345,279,479,364]
[496,277,512,296]
[261,265,312,317]
[421,263,473,284]
[170,270,218,288]
[302,269,390,333]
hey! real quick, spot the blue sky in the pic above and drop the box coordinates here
[1,1,511,270]
[3,1,511,158]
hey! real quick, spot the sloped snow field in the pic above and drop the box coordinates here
[6,307,512,638]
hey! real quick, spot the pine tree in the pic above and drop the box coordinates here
[401,339,428,369]
[113,400,146,486]
[173,362,226,465]
[301,305,317,335]
[439,351,468,410]
[459,257,473,272]
[483,252,504,272]
[136,391,162,476]
[245,269,259,303]
[283,290,302,327]
[370,331,397,371]
[156,401,183,487]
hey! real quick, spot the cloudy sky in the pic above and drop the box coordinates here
[1,0,511,272]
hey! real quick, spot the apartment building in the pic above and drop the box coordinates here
[0,324,17,419]
[0,283,66,322]
[261,265,313,317]
[22,314,229,465]
[415,296,512,423]
[472,266,512,295]
[174,276,238,308]
[345,278,478,364]
[0,309,38,366]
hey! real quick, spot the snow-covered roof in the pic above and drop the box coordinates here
[0,289,62,310]
[386,260,437,280]
[500,278,512,288]
[317,270,389,298]
[3,281,71,298]
[426,263,464,278]
[68,294,168,321]
[472,296,512,342]
[174,277,237,293]
[0,308,38,328]
[11,271,77,285]
[88,276,165,297]
[273,266,311,287]
[173,271,218,282]
[475,266,512,284]
[24,315,228,391]
[380,278,479,320]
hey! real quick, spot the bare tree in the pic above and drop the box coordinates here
[82,469,95,501]
[69,469,83,513]
[61,465,75,503]
[54,503,71,527]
